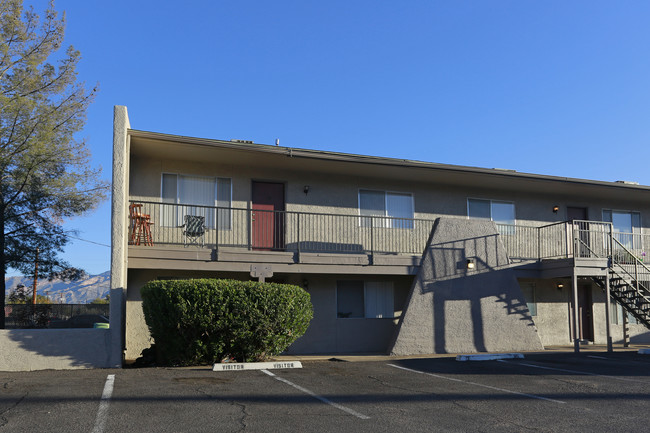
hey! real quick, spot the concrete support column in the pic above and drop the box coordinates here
[572,272,580,353]
[109,105,131,368]
[604,272,613,353]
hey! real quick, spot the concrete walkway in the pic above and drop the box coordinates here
[272,344,650,363]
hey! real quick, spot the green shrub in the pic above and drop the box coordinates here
[140,279,313,366]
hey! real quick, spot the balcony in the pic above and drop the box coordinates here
[127,201,435,271]
[128,201,648,275]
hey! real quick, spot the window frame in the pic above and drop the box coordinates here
[358,189,414,229]
[610,300,638,325]
[520,282,537,316]
[160,173,232,229]
[467,198,516,235]
[602,208,642,251]
[336,280,395,319]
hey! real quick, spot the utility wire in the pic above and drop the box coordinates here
[65,234,110,248]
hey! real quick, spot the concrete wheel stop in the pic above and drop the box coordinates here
[213,360,303,371]
[456,353,524,361]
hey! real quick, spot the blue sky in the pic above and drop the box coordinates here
[12,1,650,276]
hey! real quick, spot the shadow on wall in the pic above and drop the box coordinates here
[391,217,543,356]
[3,329,112,370]
[422,235,508,281]
[422,268,536,354]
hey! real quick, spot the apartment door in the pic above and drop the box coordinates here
[571,284,594,341]
[568,207,589,257]
[578,285,594,341]
[252,181,285,250]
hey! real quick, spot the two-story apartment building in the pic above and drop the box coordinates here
[111,106,650,361]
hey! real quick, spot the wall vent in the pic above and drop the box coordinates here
[231,139,254,144]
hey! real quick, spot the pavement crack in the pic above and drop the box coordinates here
[193,386,249,431]
[0,393,27,429]
[231,400,249,432]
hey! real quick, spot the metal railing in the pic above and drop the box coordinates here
[130,201,436,256]
[499,220,647,263]
[130,201,649,263]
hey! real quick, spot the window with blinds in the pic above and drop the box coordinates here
[161,174,232,229]
[337,280,394,319]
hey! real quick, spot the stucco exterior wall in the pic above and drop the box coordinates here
[0,330,113,371]
[520,278,650,346]
[127,151,650,233]
[283,274,412,354]
[391,217,544,355]
[590,284,650,344]
[123,268,412,360]
[518,278,573,346]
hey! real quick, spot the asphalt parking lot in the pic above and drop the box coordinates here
[1,350,650,432]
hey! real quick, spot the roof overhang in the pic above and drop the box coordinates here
[127,129,650,202]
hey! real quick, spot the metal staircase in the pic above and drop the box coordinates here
[591,237,650,328]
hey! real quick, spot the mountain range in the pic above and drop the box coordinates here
[4,271,110,304]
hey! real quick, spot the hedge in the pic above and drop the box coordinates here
[140,279,313,365]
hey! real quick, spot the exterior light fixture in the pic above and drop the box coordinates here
[553,206,559,213]
[303,185,310,195]
[467,258,476,270]
[556,282,564,290]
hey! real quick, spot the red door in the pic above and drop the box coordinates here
[252,181,285,250]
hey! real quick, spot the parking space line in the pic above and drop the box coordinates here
[497,360,650,384]
[388,364,565,404]
[91,374,115,433]
[260,369,370,419]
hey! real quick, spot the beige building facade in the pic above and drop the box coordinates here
[112,106,650,361]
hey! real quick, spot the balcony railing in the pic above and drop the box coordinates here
[498,219,648,263]
[130,201,649,265]
[129,201,436,256]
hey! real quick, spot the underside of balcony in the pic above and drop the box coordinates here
[127,245,423,275]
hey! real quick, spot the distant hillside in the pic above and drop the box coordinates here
[5,271,110,304]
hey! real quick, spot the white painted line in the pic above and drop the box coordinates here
[638,348,650,355]
[213,361,302,371]
[91,374,115,433]
[497,360,649,383]
[587,355,609,360]
[261,369,370,419]
[388,364,565,404]
[456,353,524,361]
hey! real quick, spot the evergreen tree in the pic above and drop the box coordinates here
[0,1,107,327]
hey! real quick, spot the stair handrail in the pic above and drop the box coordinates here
[610,236,650,298]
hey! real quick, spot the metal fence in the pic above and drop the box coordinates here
[3,304,109,329]
[131,200,436,255]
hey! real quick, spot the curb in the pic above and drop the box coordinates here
[456,353,524,361]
